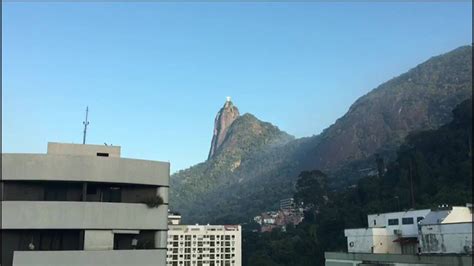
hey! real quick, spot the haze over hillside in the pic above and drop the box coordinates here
[170,45,472,224]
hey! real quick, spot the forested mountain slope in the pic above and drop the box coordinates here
[170,45,472,224]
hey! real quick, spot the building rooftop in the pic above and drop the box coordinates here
[419,210,450,225]
[47,142,121,157]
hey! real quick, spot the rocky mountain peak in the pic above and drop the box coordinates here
[208,97,240,159]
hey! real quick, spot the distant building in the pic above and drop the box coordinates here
[168,212,183,225]
[254,199,304,233]
[1,142,170,266]
[253,215,262,225]
[167,224,242,266]
[280,198,296,211]
[325,205,473,266]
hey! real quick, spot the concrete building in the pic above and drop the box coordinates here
[279,198,295,211]
[325,205,473,266]
[167,225,242,266]
[325,252,473,266]
[418,206,473,254]
[346,209,431,254]
[168,212,183,225]
[1,142,170,266]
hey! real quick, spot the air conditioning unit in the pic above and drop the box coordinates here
[393,229,402,235]
[463,245,472,254]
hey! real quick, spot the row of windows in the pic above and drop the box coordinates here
[168,248,236,253]
[168,254,235,260]
[387,216,424,226]
[170,235,235,240]
[167,259,235,263]
[1,181,160,204]
[168,261,234,266]
[170,242,235,247]
[169,240,235,243]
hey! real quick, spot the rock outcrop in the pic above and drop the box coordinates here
[208,97,240,159]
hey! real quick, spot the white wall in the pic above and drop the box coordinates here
[384,209,431,237]
[420,222,472,254]
[368,214,386,228]
[345,228,400,254]
[154,231,168,249]
[47,142,121,158]
[442,207,473,224]
[84,230,114,250]
[372,234,401,254]
[158,187,169,205]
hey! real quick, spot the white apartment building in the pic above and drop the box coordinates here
[1,142,170,266]
[167,224,242,266]
[280,198,296,210]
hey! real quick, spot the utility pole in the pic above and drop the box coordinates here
[83,106,89,144]
[394,196,400,211]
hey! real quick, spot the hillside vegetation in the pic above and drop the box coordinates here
[244,98,473,266]
[170,45,472,224]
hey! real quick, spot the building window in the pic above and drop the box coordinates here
[402,217,414,225]
[103,187,121,202]
[97,152,109,157]
[45,187,67,201]
[87,185,98,195]
[388,218,399,225]
[373,220,376,226]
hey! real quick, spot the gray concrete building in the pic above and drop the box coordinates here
[1,142,170,266]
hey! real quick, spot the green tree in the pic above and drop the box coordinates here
[294,170,328,209]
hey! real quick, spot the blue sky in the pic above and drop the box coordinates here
[2,2,472,172]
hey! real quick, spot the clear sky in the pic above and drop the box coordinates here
[2,2,472,172]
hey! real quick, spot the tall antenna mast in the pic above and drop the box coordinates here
[82,106,89,144]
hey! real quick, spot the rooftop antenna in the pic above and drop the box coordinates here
[82,106,89,144]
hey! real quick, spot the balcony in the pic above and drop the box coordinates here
[2,154,169,186]
[12,249,166,266]
[2,201,167,230]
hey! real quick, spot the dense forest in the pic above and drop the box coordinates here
[243,98,472,266]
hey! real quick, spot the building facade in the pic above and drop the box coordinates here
[325,205,473,266]
[279,198,295,210]
[1,142,170,266]
[167,225,242,266]
[168,213,183,225]
[419,206,473,254]
[346,209,431,254]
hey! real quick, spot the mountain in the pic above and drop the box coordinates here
[208,98,240,159]
[303,45,473,172]
[171,110,294,222]
[170,45,472,224]
[244,98,473,266]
